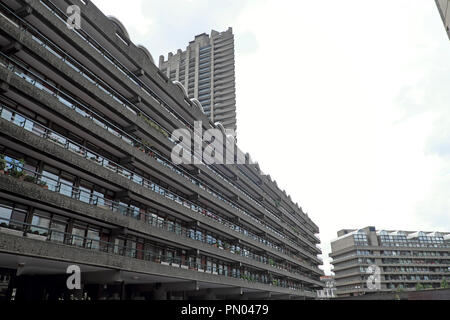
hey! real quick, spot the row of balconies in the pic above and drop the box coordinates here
[0,112,322,276]
[0,232,317,297]
[0,53,318,264]
[39,0,320,237]
[0,0,320,255]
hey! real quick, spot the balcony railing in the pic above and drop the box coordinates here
[0,217,311,293]
[0,106,321,277]
[0,1,320,260]
[0,53,319,268]
[9,0,317,247]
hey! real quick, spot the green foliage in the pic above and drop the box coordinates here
[24,175,37,183]
[38,180,48,187]
[415,283,424,291]
[139,113,169,138]
[441,277,449,289]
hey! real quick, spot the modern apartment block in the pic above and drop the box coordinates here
[159,28,237,135]
[435,0,450,39]
[330,227,450,297]
[0,0,322,300]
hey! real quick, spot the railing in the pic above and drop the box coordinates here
[0,2,320,261]
[0,110,320,278]
[31,0,318,247]
[0,54,319,269]
[0,217,311,293]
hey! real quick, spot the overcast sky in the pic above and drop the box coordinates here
[92,0,450,275]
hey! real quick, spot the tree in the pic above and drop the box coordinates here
[441,277,449,289]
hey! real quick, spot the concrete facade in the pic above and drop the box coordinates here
[159,28,237,134]
[0,0,322,300]
[330,226,450,298]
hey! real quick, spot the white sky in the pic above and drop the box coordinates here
[91,0,450,275]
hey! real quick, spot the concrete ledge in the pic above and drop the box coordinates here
[0,232,313,297]
[0,118,320,276]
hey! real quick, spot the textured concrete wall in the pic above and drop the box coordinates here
[0,233,314,297]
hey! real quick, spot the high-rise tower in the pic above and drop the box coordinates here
[159,28,237,135]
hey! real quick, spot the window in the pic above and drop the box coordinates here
[87,228,100,250]
[72,225,86,247]
[50,218,67,243]
[31,211,51,235]
[0,201,13,225]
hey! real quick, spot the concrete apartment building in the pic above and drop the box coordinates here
[330,227,450,297]
[0,0,322,300]
[159,28,237,135]
[436,0,450,39]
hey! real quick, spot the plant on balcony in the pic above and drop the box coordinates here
[441,277,449,289]
[10,159,25,179]
[38,180,48,189]
[24,175,37,184]
[269,258,275,267]
[139,114,169,138]
[10,168,25,179]
[415,283,424,291]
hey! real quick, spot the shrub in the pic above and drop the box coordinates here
[441,277,449,289]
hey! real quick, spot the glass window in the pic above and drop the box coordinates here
[0,204,12,225]
[72,226,86,247]
[87,229,100,250]
[31,212,50,235]
[50,220,66,243]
